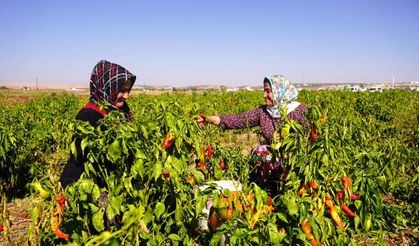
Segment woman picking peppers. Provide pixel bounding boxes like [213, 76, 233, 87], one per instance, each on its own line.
[195, 75, 308, 196]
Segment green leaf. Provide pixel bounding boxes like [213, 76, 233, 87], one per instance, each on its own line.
[92, 210, 105, 232]
[153, 161, 163, 181]
[168, 234, 182, 241]
[154, 202, 165, 219]
[276, 212, 288, 223]
[107, 139, 120, 162]
[268, 222, 284, 244]
[355, 200, 362, 210]
[286, 198, 299, 216]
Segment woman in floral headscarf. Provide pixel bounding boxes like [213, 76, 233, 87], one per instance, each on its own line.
[60, 60, 136, 188]
[196, 75, 307, 196]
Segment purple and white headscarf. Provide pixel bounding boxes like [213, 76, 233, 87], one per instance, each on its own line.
[264, 75, 300, 118]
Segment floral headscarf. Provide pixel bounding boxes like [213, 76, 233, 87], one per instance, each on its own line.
[89, 60, 136, 120]
[264, 75, 300, 118]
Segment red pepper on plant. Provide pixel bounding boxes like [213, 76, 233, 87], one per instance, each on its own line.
[308, 181, 319, 189]
[54, 226, 70, 239]
[219, 161, 226, 170]
[197, 161, 207, 170]
[310, 123, 317, 140]
[350, 194, 362, 201]
[335, 190, 344, 200]
[162, 132, 176, 149]
[341, 203, 358, 217]
[342, 176, 352, 195]
[55, 194, 66, 211]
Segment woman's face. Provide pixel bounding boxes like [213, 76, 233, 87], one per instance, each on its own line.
[264, 82, 275, 107]
[114, 81, 132, 109]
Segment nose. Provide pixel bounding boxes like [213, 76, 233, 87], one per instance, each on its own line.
[122, 92, 129, 99]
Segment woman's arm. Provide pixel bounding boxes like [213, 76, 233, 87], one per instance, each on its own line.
[215, 107, 262, 130]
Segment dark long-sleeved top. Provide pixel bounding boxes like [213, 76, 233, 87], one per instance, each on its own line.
[60, 108, 104, 188]
[218, 104, 307, 144]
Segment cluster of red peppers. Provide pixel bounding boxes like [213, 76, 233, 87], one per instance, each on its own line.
[299, 176, 363, 243]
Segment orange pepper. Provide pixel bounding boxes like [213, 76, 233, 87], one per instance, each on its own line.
[325, 197, 345, 231]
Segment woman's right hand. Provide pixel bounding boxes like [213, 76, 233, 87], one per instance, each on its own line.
[194, 114, 220, 125]
[194, 114, 208, 126]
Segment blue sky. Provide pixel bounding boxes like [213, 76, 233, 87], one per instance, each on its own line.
[1, 0, 418, 87]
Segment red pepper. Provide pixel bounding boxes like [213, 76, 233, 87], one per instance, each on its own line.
[194, 114, 207, 126]
[54, 226, 70, 239]
[202, 145, 213, 159]
[55, 194, 66, 211]
[342, 176, 352, 196]
[350, 194, 362, 201]
[219, 161, 226, 170]
[325, 197, 345, 232]
[162, 133, 175, 149]
[207, 145, 212, 159]
[197, 161, 207, 170]
[341, 203, 358, 217]
[335, 190, 344, 200]
[0, 225, 3, 232]
[308, 181, 319, 189]
[310, 123, 317, 140]
[162, 169, 170, 179]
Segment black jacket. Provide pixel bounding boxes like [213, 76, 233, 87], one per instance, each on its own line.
[60, 108, 104, 188]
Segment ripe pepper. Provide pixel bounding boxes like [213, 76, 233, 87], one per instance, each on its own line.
[54, 226, 69, 239]
[298, 186, 306, 196]
[51, 206, 69, 239]
[342, 176, 352, 196]
[162, 132, 175, 149]
[162, 169, 170, 179]
[219, 161, 226, 170]
[308, 181, 319, 189]
[0, 225, 3, 232]
[301, 219, 322, 246]
[55, 194, 66, 212]
[335, 190, 344, 200]
[202, 145, 213, 159]
[194, 114, 207, 126]
[325, 196, 345, 232]
[350, 194, 362, 201]
[197, 161, 207, 170]
[300, 218, 314, 240]
[310, 123, 317, 140]
[341, 203, 358, 217]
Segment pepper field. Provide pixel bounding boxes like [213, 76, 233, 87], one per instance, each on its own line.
[0, 89, 418, 245]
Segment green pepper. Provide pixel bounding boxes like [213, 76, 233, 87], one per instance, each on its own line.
[364, 213, 372, 232]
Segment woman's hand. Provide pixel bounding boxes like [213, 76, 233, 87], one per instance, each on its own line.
[194, 114, 220, 125]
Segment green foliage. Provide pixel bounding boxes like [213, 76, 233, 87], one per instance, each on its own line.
[0, 90, 417, 245]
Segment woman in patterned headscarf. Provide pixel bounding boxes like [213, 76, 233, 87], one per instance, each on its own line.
[195, 75, 307, 196]
[60, 60, 136, 188]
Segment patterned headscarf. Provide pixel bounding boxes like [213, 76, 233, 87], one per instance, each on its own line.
[89, 60, 136, 120]
[264, 75, 300, 118]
